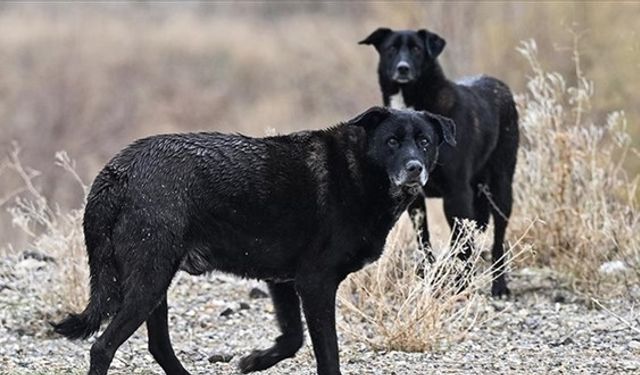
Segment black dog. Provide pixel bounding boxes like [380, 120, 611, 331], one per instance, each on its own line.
[360, 28, 519, 296]
[52, 107, 455, 375]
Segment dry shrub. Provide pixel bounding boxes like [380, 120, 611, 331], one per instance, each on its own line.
[510, 39, 640, 297]
[3, 145, 89, 313]
[338, 217, 530, 352]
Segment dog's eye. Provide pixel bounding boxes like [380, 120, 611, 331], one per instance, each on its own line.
[418, 138, 430, 148]
[387, 46, 397, 54]
[387, 138, 399, 148]
[411, 46, 422, 54]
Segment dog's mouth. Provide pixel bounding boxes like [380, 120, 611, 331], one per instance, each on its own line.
[392, 75, 413, 84]
[391, 170, 428, 190]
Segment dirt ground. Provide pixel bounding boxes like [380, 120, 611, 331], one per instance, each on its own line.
[1, 251, 639, 375]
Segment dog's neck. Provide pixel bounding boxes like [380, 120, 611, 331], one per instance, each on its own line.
[329, 126, 417, 221]
[381, 61, 456, 116]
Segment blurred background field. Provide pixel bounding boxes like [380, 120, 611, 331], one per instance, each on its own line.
[1, 2, 639, 248]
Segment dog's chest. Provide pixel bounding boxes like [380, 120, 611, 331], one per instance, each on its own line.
[389, 91, 414, 110]
[344, 239, 385, 274]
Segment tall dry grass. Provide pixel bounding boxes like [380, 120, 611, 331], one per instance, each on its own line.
[2, 145, 89, 314]
[510, 39, 639, 298]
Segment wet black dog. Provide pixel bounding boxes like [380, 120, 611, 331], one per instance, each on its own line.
[52, 107, 455, 375]
[360, 28, 519, 296]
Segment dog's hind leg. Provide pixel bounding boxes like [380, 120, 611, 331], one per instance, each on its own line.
[239, 281, 303, 373]
[487, 172, 513, 297]
[473, 194, 490, 231]
[296, 272, 342, 375]
[88, 245, 179, 375]
[443, 185, 476, 261]
[147, 295, 190, 375]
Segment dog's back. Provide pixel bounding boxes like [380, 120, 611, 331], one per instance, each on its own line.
[449, 75, 519, 174]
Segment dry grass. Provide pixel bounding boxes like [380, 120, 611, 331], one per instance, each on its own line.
[510, 39, 640, 298]
[337, 217, 519, 352]
[2, 145, 89, 314]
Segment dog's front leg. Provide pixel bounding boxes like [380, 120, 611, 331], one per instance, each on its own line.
[239, 281, 303, 373]
[296, 273, 342, 375]
[443, 186, 477, 291]
[408, 196, 435, 263]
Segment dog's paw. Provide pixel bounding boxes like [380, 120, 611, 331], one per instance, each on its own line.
[238, 350, 264, 373]
[491, 279, 511, 298]
[238, 349, 277, 373]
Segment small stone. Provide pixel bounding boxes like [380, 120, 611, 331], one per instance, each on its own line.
[629, 340, 640, 351]
[208, 353, 234, 363]
[549, 336, 573, 347]
[622, 361, 638, 371]
[249, 287, 268, 299]
[599, 260, 628, 275]
[552, 293, 566, 304]
[239, 302, 250, 310]
[15, 258, 47, 272]
[219, 307, 234, 317]
[22, 250, 56, 263]
[525, 317, 540, 330]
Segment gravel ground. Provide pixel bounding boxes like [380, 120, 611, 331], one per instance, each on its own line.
[1, 253, 640, 375]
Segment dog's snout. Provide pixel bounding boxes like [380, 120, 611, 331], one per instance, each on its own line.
[396, 61, 410, 75]
[406, 160, 423, 176]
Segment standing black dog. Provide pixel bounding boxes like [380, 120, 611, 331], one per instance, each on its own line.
[359, 28, 519, 296]
[52, 107, 455, 375]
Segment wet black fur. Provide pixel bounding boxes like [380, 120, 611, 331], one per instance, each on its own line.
[51, 107, 455, 375]
[360, 28, 519, 296]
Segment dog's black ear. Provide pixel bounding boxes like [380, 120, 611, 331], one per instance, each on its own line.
[347, 106, 391, 130]
[417, 29, 446, 58]
[422, 111, 456, 146]
[359, 28, 393, 50]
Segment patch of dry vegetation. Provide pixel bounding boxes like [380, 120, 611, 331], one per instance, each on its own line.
[510, 39, 640, 298]
[338, 218, 531, 352]
[2, 146, 89, 314]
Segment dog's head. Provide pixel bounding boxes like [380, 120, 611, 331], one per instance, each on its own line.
[359, 28, 445, 85]
[347, 107, 455, 190]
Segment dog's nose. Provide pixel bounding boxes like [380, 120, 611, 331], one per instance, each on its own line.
[396, 62, 410, 75]
[406, 160, 423, 177]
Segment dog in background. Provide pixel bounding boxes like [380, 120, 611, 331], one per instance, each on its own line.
[52, 107, 456, 375]
[360, 28, 519, 297]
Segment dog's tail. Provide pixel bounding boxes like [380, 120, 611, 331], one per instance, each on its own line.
[51, 170, 124, 340]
